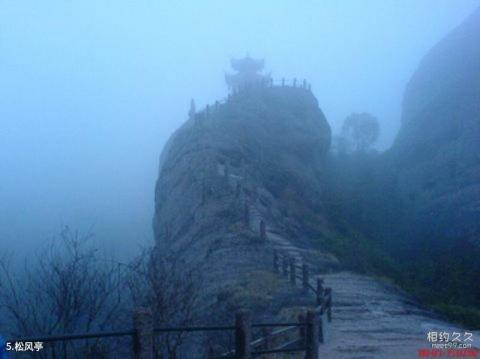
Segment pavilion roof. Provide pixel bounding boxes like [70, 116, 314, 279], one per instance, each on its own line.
[230, 56, 264, 73]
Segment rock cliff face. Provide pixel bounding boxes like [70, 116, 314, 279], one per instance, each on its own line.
[154, 86, 330, 247]
[389, 7, 480, 243]
[153, 85, 331, 315]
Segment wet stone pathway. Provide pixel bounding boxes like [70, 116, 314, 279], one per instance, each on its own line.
[316, 272, 480, 359]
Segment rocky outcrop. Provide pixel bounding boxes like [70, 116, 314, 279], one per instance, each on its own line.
[153, 85, 331, 318]
[389, 7, 480, 243]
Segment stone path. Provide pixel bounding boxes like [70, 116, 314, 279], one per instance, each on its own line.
[242, 178, 480, 358]
[316, 272, 480, 358]
[247, 200, 304, 264]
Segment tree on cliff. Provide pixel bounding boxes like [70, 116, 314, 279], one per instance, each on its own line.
[340, 112, 380, 153]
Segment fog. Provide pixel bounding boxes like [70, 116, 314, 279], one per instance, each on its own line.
[1, 1, 478, 257]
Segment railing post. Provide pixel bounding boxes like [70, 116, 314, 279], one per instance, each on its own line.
[235, 182, 241, 198]
[305, 310, 319, 359]
[201, 179, 206, 205]
[318, 310, 324, 344]
[235, 310, 251, 359]
[302, 264, 309, 292]
[298, 314, 306, 346]
[261, 328, 271, 351]
[289, 257, 296, 285]
[259, 220, 266, 241]
[282, 255, 288, 277]
[325, 288, 332, 322]
[133, 307, 154, 359]
[316, 278, 324, 307]
[206, 343, 214, 358]
[273, 251, 280, 274]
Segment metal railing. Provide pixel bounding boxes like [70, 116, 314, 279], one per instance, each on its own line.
[5, 250, 332, 358]
[194, 78, 313, 119]
[208, 250, 332, 358]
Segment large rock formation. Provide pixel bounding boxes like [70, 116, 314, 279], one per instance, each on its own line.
[388, 7, 480, 244]
[153, 85, 331, 318]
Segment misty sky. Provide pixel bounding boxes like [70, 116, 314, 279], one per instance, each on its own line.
[1, 1, 478, 256]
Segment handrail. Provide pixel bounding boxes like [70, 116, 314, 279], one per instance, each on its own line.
[6, 249, 333, 359]
[8, 329, 136, 343]
[250, 326, 296, 348]
[197, 78, 313, 117]
[273, 338, 304, 351]
[8, 325, 238, 343]
[251, 322, 302, 328]
[307, 282, 317, 293]
[252, 345, 306, 355]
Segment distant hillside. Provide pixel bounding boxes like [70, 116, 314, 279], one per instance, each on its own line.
[329, 7, 480, 328]
[390, 6, 480, 243]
